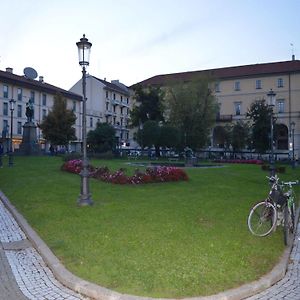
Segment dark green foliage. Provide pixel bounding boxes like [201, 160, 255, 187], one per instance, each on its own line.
[231, 121, 250, 151]
[87, 122, 116, 153]
[135, 120, 160, 148]
[247, 100, 274, 153]
[39, 94, 76, 146]
[130, 85, 165, 127]
[166, 78, 218, 150]
[158, 125, 180, 148]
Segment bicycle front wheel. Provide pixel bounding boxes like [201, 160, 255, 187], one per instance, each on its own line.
[283, 203, 295, 246]
[248, 201, 277, 237]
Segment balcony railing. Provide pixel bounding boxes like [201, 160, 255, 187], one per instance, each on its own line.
[216, 114, 233, 122]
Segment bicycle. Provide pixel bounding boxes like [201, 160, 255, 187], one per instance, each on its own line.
[247, 175, 298, 246]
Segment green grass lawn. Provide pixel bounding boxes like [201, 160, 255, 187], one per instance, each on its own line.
[0, 155, 299, 298]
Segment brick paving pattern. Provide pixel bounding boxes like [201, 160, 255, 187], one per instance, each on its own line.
[0, 199, 89, 300]
[246, 223, 300, 300]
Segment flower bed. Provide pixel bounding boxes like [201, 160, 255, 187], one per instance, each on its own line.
[213, 159, 263, 165]
[61, 160, 189, 184]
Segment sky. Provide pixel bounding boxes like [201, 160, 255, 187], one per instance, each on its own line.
[1, 0, 300, 90]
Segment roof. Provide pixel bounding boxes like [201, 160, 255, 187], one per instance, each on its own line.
[135, 60, 300, 87]
[92, 76, 130, 96]
[0, 70, 82, 101]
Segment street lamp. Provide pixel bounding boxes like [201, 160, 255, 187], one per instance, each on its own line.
[76, 34, 93, 206]
[8, 98, 16, 167]
[267, 89, 276, 176]
[291, 121, 295, 168]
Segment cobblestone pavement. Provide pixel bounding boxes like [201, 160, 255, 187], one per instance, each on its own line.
[246, 222, 300, 300]
[0, 200, 89, 300]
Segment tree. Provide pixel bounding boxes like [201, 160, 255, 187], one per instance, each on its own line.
[87, 122, 116, 153]
[247, 100, 274, 153]
[158, 124, 180, 149]
[39, 94, 76, 146]
[166, 78, 218, 150]
[130, 85, 165, 127]
[231, 121, 249, 151]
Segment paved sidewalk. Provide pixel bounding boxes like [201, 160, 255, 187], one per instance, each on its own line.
[0, 200, 89, 300]
[245, 223, 300, 300]
[1, 191, 300, 300]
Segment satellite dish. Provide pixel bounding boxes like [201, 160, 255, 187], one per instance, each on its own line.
[24, 67, 38, 80]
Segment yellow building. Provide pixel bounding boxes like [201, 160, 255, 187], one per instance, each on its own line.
[138, 59, 300, 158]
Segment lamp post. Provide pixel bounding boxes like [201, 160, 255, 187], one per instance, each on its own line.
[291, 121, 295, 169]
[8, 98, 16, 167]
[267, 89, 276, 177]
[76, 34, 93, 206]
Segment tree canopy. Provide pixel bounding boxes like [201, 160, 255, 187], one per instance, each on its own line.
[39, 94, 76, 146]
[87, 122, 116, 153]
[166, 78, 218, 150]
[247, 100, 274, 153]
[130, 85, 165, 127]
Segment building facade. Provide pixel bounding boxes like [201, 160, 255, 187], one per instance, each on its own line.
[69, 76, 133, 148]
[137, 59, 300, 158]
[0, 67, 82, 152]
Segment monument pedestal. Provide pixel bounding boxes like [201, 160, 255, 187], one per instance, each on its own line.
[19, 122, 40, 155]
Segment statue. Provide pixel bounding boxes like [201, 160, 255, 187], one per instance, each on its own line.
[25, 99, 34, 122]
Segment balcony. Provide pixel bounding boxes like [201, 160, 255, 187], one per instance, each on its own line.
[216, 114, 233, 122]
[105, 110, 113, 116]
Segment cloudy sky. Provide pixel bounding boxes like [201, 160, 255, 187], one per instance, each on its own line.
[0, 0, 299, 90]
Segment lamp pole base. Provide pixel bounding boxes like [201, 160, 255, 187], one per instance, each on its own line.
[8, 152, 13, 167]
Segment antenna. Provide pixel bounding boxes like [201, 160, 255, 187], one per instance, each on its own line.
[24, 67, 38, 80]
[290, 43, 295, 60]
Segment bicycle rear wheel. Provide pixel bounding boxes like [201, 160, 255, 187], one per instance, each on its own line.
[248, 201, 277, 237]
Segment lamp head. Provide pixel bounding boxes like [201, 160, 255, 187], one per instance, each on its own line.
[76, 34, 92, 67]
[267, 89, 276, 107]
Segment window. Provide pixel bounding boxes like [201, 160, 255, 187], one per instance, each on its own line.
[121, 95, 123, 101]
[215, 82, 220, 92]
[17, 122, 22, 134]
[106, 102, 109, 110]
[30, 91, 35, 103]
[113, 116, 116, 125]
[234, 102, 241, 115]
[127, 98, 129, 104]
[277, 78, 284, 88]
[106, 91, 109, 98]
[120, 107, 123, 115]
[3, 102, 8, 116]
[113, 105, 116, 113]
[42, 94, 47, 106]
[255, 80, 262, 89]
[3, 120, 8, 135]
[17, 105, 22, 118]
[42, 109, 47, 119]
[113, 93, 116, 100]
[17, 88, 22, 101]
[277, 99, 285, 113]
[3, 85, 8, 98]
[120, 118, 123, 126]
[72, 101, 76, 112]
[234, 81, 240, 91]
[90, 117, 93, 128]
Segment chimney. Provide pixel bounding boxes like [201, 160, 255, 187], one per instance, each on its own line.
[39, 76, 44, 82]
[6, 67, 13, 73]
[292, 54, 295, 61]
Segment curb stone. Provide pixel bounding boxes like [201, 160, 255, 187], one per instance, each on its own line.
[0, 190, 296, 300]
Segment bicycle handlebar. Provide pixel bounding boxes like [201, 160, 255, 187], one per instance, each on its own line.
[282, 180, 299, 186]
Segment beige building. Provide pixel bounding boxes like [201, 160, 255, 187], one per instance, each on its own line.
[138, 59, 300, 158]
[69, 76, 133, 148]
[0, 67, 82, 152]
